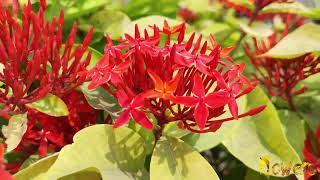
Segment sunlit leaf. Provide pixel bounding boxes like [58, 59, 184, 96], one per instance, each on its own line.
[262, 1, 320, 19]
[277, 110, 306, 160]
[150, 136, 220, 180]
[47, 125, 148, 180]
[2, 113, 28, 152]
[80, 82, 121, 119]
[261, 23, 320, 58]
[79, 9, 131, 40]
[239, 21, 273, 38]
[222, 87, 301, 177]
[14, 153, 58, 180]
[26, 93, 69, 117]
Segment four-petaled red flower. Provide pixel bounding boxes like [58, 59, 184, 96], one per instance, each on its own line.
[114, 90, 153, 129]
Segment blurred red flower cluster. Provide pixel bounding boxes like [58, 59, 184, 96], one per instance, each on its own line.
[245, 15, 320, 110]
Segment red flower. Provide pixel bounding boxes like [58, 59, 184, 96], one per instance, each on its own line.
[244, 15, 317, 110]
[87, 21, 265, 133]
[0, 0, 93, 113]
[114, 90, 153, 129]
[303, 127, 320, 180]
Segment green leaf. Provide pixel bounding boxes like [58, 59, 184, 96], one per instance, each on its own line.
[2, 113, 28, 152]
[261, 23, 320, 58]
[14, 153, 58, 180]
[57, 0, 111, 20]
[79, 9, 131, 40]
[278, 110, 306, 160]
[239, 21, 273, 38]
[182, 95, 247, 152]
[150, 136, 220, 180]
[80, 82, 121, 119]
[222, 87, 301, 177]
[262, 1, 320, 19]
[26, 93, 69, 117]
[47, 124, 147, 180]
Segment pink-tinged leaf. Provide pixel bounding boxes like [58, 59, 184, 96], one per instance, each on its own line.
[113, 109, 131, 128]
[192, 73, 205, 98]
[148, 70, 164, 92]
[194, 102, 209, 130]
[131, 109, 153, 129]
[205, 91, 230, 108]
[228, 97, 238, 119]
[116, 89, 131, 108]
[173, 96, 198, 107]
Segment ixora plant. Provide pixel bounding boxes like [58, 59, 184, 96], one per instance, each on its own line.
[0, 0, 320, 180]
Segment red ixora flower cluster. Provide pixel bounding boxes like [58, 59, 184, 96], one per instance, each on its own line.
[86, 21, 265, 134]
[0, 0, 93, 114]
[244, 15, 319, 110]
[303, 127, 320, 180]
[6, 90, 100, 173]
[220, 0, 293, 20]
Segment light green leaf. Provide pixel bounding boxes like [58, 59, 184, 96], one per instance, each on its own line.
[179, 0, 216, 13]
[278, 110, 306, 160]
[182, 95, 247, 152]
[222, 87, 301, 177]
[262, 1, 320, 19]
[79, 9, 131, 40]
[239, 21, 273, 38]
[261, 23, 320, 58]
[47, 125, 147, 180]
[14, 153, 59, 180]
[80, 82, 121, 119]
[150, 136, 220, 180]
[2, 113, 27, 152]
[60, 0, 111, 20]
[26, 93, 69, 117]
